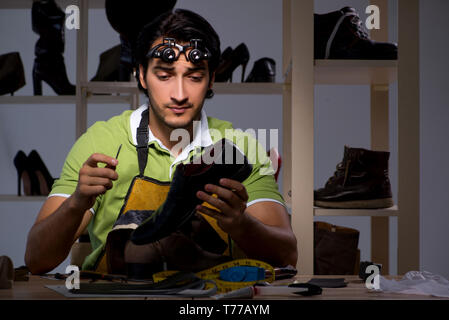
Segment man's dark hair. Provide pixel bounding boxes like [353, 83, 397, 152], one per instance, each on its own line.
[135, 9, 221, 99]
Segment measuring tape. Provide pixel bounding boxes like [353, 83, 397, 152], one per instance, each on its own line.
[153, 259, 275, 293]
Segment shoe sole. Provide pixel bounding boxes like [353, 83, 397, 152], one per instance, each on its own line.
[314, 198, 394, 209]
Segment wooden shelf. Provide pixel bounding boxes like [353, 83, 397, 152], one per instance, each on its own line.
[0, 0, 105, 9]
[0, 95, 133, 104]
[0, 195, 47, 202]
[314, 205, 398, 217]
[84, 81, 285, 95]
[214, 82, 284, 95]
[314, 59, 397, 85]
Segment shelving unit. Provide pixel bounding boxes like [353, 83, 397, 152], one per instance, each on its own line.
[283, 0, 420, 275]
[1, 0, 420, 276]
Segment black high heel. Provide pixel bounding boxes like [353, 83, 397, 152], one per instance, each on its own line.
[28, 150, 55, 196]
[215, 43, 250, 82]
[13, 151, 39, 196]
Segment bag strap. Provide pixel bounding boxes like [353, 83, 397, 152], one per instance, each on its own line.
[136, 107, 149, 177]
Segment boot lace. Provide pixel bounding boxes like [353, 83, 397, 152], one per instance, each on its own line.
[325, 160, 351, 187]
[348, 14, 369, 40]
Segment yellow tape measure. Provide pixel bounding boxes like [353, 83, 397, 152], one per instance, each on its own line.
[153, 259, 275, 293]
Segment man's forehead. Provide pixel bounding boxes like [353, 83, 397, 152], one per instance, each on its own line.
[150, 54, 209, 71]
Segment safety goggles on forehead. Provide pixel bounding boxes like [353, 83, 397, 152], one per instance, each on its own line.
[146, 37, 211, 64]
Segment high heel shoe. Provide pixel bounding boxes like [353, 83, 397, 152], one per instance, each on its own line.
[32, 0, 75, 95]
[13, 151, 39, 196]
[28, 150, 55, 196]
[245, 57, 276, 82]
[0, 52, 26, 96]
[215, 43, 250, 83]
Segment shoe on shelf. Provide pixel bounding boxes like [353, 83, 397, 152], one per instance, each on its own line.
[0, 52, 26, 96]
[314, 146, 394, 209]
[32, 0, 75, 95]
[245, 57, 276, 82]
[27, 150, 55, 196]
[314, 6, 397, 60]
[130, 138, 253, 245]
[13, 151, 39, 196]
[215, 43, 250, 83]
[91, 44, 121, 82]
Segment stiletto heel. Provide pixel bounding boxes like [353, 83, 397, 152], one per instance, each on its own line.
[241, 61, 248, 83]
[32, 67, 42, 95]
[245, 57, 276, 82]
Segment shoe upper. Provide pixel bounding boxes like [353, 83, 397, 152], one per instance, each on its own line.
[131, 138, 253, 245]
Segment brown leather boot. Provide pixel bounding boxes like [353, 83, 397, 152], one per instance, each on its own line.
[314, 146, 394, 209]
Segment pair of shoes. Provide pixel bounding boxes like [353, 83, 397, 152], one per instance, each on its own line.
[0, 52, 26, 95]
[245, 57, 276, 82]
[13, 150, 54, 196]
[32, 0, 75, 95]
[314, 146, 394, 209]
[314, 7, 397, 59]
[215, 43, 250, 82]
[130, 138, 253, 245]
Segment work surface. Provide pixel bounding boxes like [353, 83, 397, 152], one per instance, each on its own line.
[1, 275, 447, 300]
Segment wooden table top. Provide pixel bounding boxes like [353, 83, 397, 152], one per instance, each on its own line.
[0, 275, 447, 300]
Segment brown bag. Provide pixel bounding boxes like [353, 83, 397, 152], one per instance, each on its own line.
[314, 221, 360, 275]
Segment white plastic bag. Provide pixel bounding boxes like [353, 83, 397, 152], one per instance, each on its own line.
[374, 271, 449, 298]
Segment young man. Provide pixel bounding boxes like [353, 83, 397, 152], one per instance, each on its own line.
[25, 9, 297, 275]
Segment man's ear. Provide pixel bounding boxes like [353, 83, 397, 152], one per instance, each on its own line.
[138, 64, 147, 89]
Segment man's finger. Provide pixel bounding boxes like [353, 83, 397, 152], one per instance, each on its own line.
[219, 178, 249, 201]
[85, 153, 118, 168]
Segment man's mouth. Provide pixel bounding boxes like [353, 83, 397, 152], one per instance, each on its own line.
[167, 106, 191, 114]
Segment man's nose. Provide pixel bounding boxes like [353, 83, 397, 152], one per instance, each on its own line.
[171, 77, 188, 105]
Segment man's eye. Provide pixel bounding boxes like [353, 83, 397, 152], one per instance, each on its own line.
[156, 74, 170, 80]
[189, 75, 204, 82]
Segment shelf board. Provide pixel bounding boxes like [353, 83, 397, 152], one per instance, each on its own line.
[314, 59, 397, 85]
[314, 205, 398, 217]
[0, 195, 47, 202]
[0, 0, 105, 9]
[214, 82, 284, 95]
[84, 81, 285, 95]
[0, 95, 133, 104]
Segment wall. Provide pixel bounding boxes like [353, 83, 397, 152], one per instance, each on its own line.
[0, 0, 447, 277]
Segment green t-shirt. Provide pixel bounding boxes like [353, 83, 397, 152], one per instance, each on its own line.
[50, 106, 285, 270]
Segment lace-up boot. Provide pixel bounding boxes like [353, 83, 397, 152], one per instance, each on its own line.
[314, 146, 393, 209]
[314, 7, 397, 59]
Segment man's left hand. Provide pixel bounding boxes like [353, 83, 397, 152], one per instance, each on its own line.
[196, 178, 249, 232]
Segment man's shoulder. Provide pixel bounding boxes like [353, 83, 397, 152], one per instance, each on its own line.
[88, 109, 133, 134]
[206, 115, 233, 131]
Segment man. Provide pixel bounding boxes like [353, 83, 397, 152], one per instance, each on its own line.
[25, 9, 297, 275]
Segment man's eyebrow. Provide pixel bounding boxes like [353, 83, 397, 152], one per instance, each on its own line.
[152, 65, 175, 72]
[186, 66, 207, 72]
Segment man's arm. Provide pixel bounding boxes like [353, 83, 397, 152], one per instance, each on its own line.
[25, 153, 119, 274]
[25, 196, 92, 275]
[196, 178, 298, 267]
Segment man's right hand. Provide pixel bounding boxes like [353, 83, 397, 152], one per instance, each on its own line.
[72, 153, 119, 212]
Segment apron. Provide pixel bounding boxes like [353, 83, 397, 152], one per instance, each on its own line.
[93, 108, 242, 278]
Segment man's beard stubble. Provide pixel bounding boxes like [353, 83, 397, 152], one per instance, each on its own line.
[147, 94, 204, 131]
